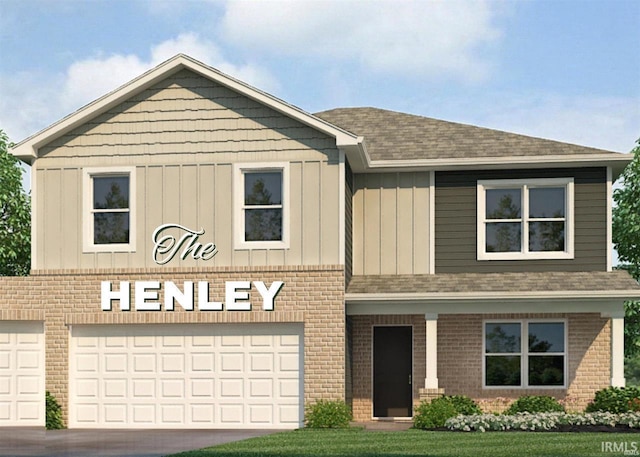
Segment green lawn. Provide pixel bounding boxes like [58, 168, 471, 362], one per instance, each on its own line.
[169, 428, 640, 457]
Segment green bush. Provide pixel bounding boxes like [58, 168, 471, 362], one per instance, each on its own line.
[414, 395, 481, 429]
[46, 391, 64, 429]
[447, 395, 483, 415]
[304, 400, 352, 428]
[505, 395, 564, 414]
[586, 386, 640, 413]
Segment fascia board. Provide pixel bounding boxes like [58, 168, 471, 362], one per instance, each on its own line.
[10, 54, 361, 163]
[346, 289, 640, 302]
[353, 154, 632, 177]
[346, 300, 624, 316]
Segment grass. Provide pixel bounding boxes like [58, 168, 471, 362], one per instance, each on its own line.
[169, 428, 640, 457]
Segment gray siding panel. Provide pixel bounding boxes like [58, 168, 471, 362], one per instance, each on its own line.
[435, 168, 607, 273]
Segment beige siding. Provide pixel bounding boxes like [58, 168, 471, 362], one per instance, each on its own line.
[352, 172, 431, 275]
[435, 168, 607, 273]
[34, 70, 342, 270]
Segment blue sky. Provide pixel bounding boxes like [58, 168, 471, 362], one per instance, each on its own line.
[1, 0, 639, 158]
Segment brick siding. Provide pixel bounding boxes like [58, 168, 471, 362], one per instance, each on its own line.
[350, 312, 610, 421]
[0, 265, 345, 425]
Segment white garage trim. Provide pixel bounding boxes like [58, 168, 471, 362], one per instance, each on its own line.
[0, 321, 45, 427]
[69, 323, 303, 429]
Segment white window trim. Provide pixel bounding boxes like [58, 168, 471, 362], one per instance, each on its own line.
[82, 167, 136, 253]
[233, 162, 290, 250]
[477, 177, 574, 260]
[482, 318, 568, 390]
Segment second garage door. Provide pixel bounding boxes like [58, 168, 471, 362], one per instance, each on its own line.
[69, 323, 303, 429]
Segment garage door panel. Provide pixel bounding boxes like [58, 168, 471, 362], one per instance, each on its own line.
[132, 379, 155, 397]
[250, 378, 273, 398]
[191, 404, 215, 423]
[0, 322, 45, 427]
[104, 379, 126, 398]
[221, 352, 244, 371]
[132, 404, 155, 423]
[104, 404, 126, 423]
[191, 379, 214, 398]
[279, 379, 300, 398]
[76, 354, 99, 372]
[133, 353, 156, 372]
[0, 377, 9, 395]
[220, 404, 243, 424]
[161, 379, 184, 398]
[17, 375, 39, 395]
[250, 353, 274, 372]
[16, 350, 39, 369]
[70, 323, 303, 429]
[75, 404, 99, 423]
[161, 353, 184, 372]
[191, 353, 214, 372]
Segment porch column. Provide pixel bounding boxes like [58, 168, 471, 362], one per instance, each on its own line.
[425, 313, 439, 389]
[610, 312, 626, 387]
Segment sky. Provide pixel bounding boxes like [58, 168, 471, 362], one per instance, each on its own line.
[0, 0, 639, 182]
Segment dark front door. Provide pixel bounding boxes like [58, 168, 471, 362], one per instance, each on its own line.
[373, 326, 413, 417]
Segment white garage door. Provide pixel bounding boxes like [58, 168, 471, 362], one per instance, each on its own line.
[69, 323, 303, 429]
[0, 321, 45, 426]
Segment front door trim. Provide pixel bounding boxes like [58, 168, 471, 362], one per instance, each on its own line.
[371, 324, 413, 420]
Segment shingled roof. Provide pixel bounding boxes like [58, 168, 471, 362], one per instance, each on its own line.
[346, 270, 640, 296]
[315, 107, 624, 162]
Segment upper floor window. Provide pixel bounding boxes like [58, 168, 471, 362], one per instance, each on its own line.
[477, 178, 574, 260]
[234, 163, 289, 250]
[83, 167, 136, 252]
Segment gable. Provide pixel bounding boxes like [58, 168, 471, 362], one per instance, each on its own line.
[39, 69, 338, 159]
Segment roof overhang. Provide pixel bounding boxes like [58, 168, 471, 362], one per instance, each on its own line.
[347, 152, 632, 178]
[345, 290, 639, 316]
[10, 54, 363, 164]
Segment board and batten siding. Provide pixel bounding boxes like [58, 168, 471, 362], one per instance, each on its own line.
[435, 168, 607, 273]
[34, 69, 342, 270]
[352, 172, 431, 275]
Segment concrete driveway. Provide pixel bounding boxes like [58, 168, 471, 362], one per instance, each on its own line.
[0, 427, 279, 457]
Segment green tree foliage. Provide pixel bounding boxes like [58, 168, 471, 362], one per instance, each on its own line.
[613, 139, 640, 358]
[0, 130, 30, 276]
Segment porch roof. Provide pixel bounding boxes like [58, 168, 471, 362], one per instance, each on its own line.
[346, 270, 640, 297]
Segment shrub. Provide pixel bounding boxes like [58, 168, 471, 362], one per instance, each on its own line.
[447, 395, 483, 415]
[304, 400, 352, 428]
[46, 391, 64, 430]
[413, 395, 481, 429]
[586, 386, 640, 413]
[505, 395, 564, 414]
[446, 411, 640, 432]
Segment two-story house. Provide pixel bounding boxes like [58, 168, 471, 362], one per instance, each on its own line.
[2, 54, 639, 428]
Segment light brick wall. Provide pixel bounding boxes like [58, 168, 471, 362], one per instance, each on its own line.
[438, 313, 610, 413]
[350, 312, 611, 420]
[0, 265, 345, 425]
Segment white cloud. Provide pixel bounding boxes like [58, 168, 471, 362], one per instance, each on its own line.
[0, 33, 277, 143]
[220, 0, 504, 83]
[470, 94, 640, 153]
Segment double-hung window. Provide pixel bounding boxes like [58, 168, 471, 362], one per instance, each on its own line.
[477, 178, 574, 260]
[484, 320, 566, 388]
[234, 163, 289, 249]
[83, 167, 136, 252]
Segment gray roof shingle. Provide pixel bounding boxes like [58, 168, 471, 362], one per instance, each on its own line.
[346, 271, 640, 295]
[315, 107, 625, 162]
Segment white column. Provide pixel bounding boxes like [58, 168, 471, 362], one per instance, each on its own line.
[425, 313, 439, 389]
[610, 312, 626, 387]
